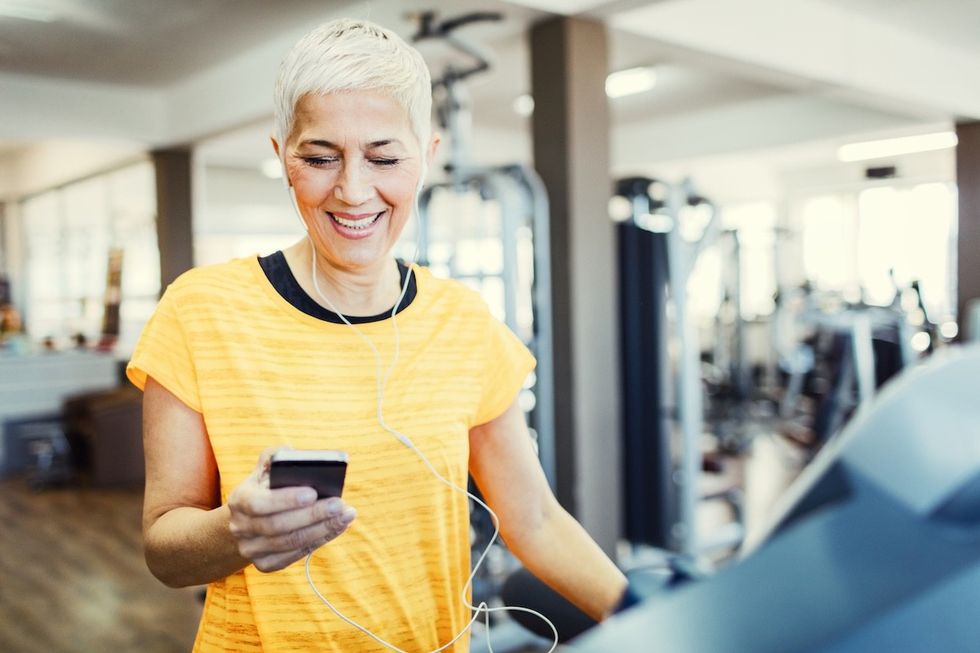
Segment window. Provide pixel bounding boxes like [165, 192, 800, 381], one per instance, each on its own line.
[688, 201, 777, 321]
[857, 183, 956, 319]
[795, 182, 957, 319]
[20, 161, 160, 353]
[800, 193, 858, 294]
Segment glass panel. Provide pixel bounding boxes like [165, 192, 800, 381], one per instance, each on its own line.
[108, 162, 160, 301]
[22, 192, 63, 338]
[904, 182, 956, 320]
[801, 194, 857, 292]
[62, 176, 110, 338]
[19, 161, 160, 351]
[794, 182, 955, 322]
[856, 182, 956, 318]
[723, 201, 777, 319]
[856, 186, 903, 306]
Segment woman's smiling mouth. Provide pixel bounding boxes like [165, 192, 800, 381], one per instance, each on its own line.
[327, 211, 385, 230]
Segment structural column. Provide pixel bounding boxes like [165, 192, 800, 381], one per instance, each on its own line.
[530, 17, 620, 554]
[956, 122, 980, 336]
[152, 148, 195, 292]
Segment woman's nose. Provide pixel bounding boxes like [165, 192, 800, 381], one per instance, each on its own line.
[334, 162, 372, 205]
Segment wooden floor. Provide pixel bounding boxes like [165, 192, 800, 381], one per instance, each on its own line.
[0, 477, 202, 653]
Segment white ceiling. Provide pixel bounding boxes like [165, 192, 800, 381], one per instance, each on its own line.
[816, 0, 980, 54]
[0, 0, 783, 117]
[0, 0, 543, 85]
[0, 0, 976, 199]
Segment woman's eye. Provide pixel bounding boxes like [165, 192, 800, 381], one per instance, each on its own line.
[371, 158, 401, 167]
[302, 157, 338, 167]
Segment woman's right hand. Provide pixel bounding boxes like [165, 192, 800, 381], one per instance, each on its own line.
[227, 448, 357, 573]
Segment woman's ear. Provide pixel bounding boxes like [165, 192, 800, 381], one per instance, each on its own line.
[426, 132, 441, 166]
[270, 136, 290, 188]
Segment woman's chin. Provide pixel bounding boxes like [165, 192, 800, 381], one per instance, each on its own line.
[313, 243, 392, 272]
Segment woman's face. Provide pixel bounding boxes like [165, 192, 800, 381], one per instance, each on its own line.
[278, 91, 431, 273]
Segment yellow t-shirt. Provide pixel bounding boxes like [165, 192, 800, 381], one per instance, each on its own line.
[127, 256, 535, 652]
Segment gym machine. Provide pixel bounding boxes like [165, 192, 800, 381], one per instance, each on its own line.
[500, 177, 745, 646]
[703, 228, 755, 455]
[776, 279, 921, 449]
[614, 176, 742, 559]
[412, 12, 556, 488]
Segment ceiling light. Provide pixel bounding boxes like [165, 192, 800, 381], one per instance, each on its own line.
[837, 131, 958, 162]
[512, 94, 534, 117]
[606, 66, 657, 99]
[0, 2, 58, 22]
[260, 158, 283, 179]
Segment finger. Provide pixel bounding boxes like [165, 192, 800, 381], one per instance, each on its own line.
[251, 549, 309, 573]
[230, 495, 350, 540]
[253, 486, 320, 517]
[238, 509, 356, 557]
[255, 446, 291, 484]
[246, 497, 350, 536]
[231, 487, 319, 526]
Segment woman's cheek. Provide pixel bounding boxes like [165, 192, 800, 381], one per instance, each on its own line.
[292, 171, 335, 204]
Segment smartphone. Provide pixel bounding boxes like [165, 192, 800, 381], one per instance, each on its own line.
[269, 449, 348, 499]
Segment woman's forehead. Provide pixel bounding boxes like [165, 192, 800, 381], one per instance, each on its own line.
[294, 136, 410, 151]
[293, 91, 408, 123]
[290, 91, 415, 145]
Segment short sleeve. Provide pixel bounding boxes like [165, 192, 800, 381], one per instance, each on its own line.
[473, 316, 536, 426]
[126, 283, 203, 413]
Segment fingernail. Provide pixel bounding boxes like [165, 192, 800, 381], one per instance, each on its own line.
[324, 498, 342, 516]
[341, 508, 357, 523]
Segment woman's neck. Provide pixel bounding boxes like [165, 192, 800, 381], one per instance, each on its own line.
[283, 240, 402, 317]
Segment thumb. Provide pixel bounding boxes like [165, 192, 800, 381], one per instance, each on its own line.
[254, 446, 291, 484]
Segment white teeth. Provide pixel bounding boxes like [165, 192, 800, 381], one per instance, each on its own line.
[331, 212, 382, 229]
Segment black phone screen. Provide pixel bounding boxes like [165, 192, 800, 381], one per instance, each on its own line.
[269, 460, 347, 498]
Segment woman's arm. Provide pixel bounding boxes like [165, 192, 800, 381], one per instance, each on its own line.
[468, 399, 628, 621]
[142, 377, 356, 587]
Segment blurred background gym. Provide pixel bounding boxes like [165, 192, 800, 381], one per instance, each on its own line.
[1, 1, 978, 651]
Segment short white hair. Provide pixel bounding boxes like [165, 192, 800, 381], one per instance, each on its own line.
[274, 18, 432, 155]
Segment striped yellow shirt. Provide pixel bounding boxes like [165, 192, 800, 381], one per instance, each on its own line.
[127, 256, 534, 652]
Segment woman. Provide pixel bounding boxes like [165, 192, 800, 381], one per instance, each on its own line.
[129, 18, 627, 652]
